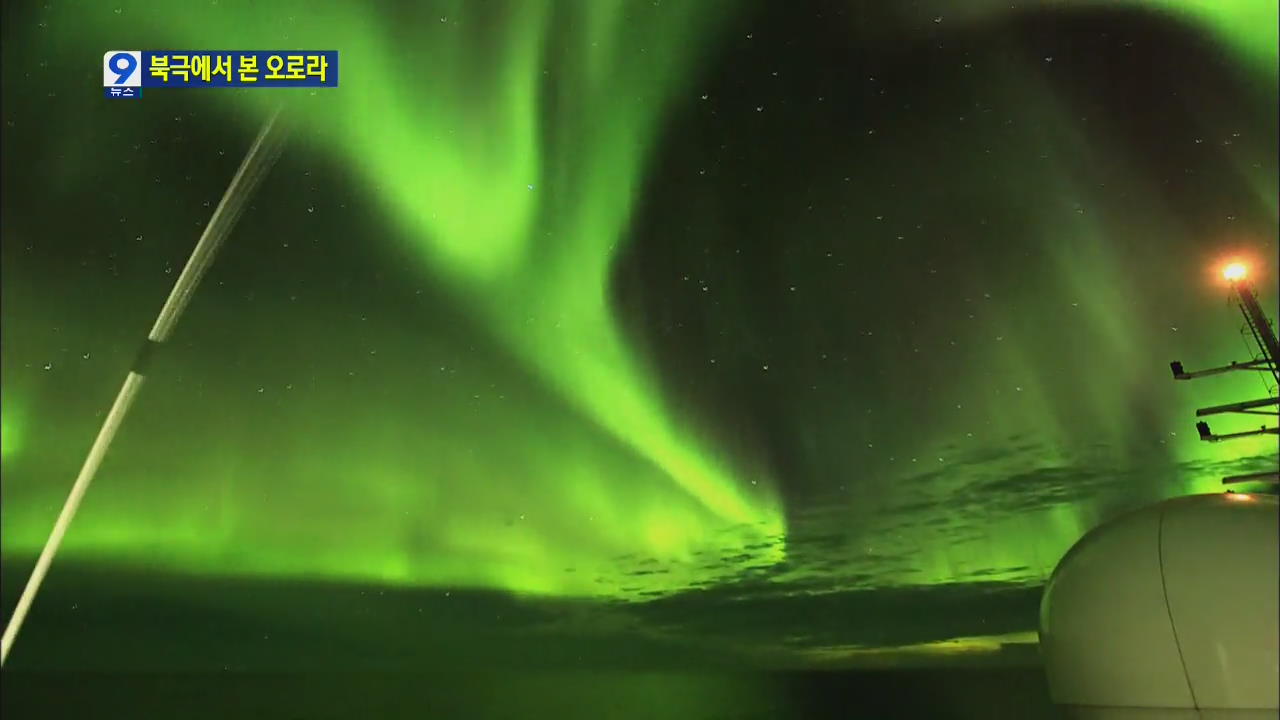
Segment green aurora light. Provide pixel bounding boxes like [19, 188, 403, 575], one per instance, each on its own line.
[3, 0, 787, 601]
[0, 0, 1275, 617]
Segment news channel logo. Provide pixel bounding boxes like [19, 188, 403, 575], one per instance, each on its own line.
[103, 50, 339, 99]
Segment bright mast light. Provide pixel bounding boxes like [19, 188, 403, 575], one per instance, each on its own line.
[1223, 262, 1247, 282]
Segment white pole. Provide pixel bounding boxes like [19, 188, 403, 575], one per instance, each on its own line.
[1, 106, 287, 666]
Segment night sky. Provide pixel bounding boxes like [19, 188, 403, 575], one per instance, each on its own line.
[1, 0, 1277, 709]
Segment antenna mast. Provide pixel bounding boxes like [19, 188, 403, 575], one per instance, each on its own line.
[1170, 261, 1279, 485]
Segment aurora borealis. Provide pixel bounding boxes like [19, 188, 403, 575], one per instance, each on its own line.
[1, 0, 1277, 699]
[7, 0, 790, 603]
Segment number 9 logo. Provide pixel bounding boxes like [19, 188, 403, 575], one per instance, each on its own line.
[103, 51, 141, 87]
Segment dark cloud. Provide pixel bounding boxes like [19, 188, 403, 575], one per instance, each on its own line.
[630, 580, 1042, 653]
[3, 556, 1042, 673]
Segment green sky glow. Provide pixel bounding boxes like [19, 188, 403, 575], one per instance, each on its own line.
[922, 0, 1277, 73]
[0, 0, 1275, 667]
[1, 0, 787, 601]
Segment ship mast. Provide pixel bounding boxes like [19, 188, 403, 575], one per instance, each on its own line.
[1170, 261, 1279, 485]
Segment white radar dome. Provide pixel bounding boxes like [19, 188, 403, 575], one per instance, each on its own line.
[1039, 492, 1278, 720]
